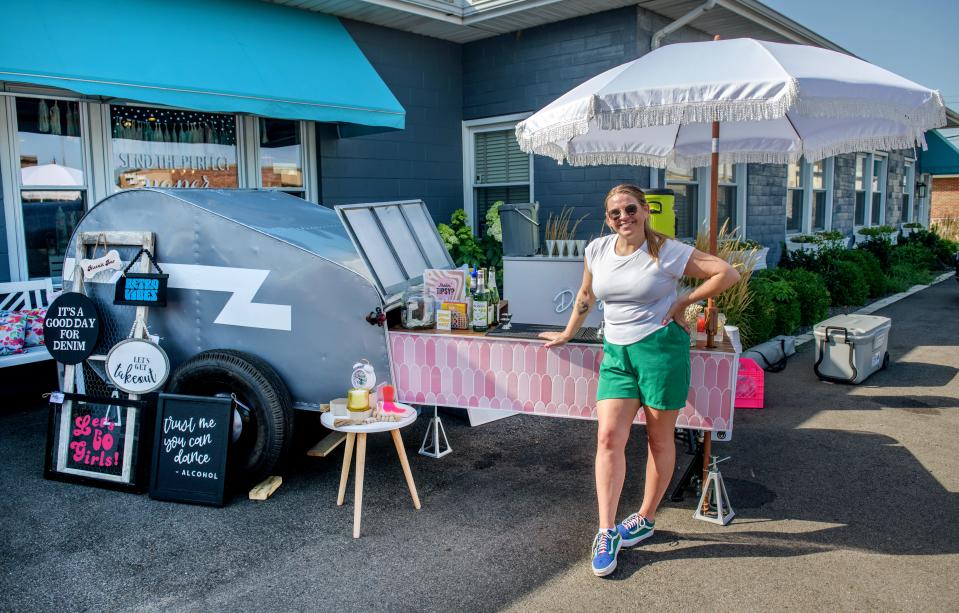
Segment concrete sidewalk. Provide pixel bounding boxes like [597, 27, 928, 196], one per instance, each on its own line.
[2, 281, 957, 612]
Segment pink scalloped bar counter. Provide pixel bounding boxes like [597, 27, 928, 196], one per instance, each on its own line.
[388, 329, 738, 437]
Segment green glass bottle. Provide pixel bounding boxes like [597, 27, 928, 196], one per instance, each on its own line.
[471, 271, 489, 333]
[487, 268, 500, 325]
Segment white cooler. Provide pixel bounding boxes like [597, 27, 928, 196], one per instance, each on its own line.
[813, 314, 891, 384]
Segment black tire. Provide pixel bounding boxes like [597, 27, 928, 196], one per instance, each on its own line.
[166, 350, 294, 489]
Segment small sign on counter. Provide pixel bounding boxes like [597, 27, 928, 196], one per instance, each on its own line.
[149, 393, 232, 506]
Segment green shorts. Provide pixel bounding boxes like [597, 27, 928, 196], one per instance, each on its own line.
[596, 322, 691, 410]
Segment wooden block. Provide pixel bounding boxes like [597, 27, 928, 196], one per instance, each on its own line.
[248, 475, 282, 501]
[307, 431, 347, 457]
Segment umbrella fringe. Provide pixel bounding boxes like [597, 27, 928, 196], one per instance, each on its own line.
[594, 80, 798, 131]
[794, 92, 946, 130]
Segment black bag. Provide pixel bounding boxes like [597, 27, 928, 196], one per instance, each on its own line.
[742, 335, 796, 372]
[113, 248, 168, 307]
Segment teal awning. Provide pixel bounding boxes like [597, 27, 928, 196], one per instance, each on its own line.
[919, 130, 959, 175]
[0, 0, 404, 132]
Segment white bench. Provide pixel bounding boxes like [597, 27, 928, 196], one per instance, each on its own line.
[0, 279, 57, 368]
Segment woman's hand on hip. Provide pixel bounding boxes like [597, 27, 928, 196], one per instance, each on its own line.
[539, 331, 571, 347]
[662, 301, 690, 332]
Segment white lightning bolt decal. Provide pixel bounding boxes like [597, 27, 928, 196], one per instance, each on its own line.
[64, 260, 291, 331]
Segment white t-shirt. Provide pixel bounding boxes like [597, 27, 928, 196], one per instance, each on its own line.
[585, 234, 694, 346]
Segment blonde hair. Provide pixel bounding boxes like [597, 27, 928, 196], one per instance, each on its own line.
[604, 184, 668, 260]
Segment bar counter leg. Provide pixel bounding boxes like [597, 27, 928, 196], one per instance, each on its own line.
[337, 433, 355, 506]
[391, 429, 421, 510]
[701, 435, 712, 514]
[353, 433, 367, 538]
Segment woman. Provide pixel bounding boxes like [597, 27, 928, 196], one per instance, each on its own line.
[540, 184, 740, 577]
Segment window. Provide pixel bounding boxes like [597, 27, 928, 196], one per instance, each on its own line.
[786, 161, 804, 233]
[854, 154, 867, 226]
[666, 167, 699, 239]
[903, 160, 915, 222]
[14, 97, 87, 280]
[716, 163, 737, 232]
[258, 118, 304, 199]
[871, 155, 887, 225]
[811, 160, 828, 231]
[464, 115, 532, 235]
[111, 106, 238, 189]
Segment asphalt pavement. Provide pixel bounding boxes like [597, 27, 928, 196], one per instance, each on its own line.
[2, 280, 957, 612]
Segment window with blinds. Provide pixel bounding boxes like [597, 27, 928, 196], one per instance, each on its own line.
[473, 129, 530, 234]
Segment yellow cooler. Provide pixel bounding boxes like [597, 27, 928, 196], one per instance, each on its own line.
[645, 189, 676, 237]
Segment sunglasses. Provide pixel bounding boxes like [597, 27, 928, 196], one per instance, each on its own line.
[606, 201, 646, 220]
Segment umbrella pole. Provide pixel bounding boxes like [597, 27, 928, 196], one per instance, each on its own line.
[706, 120, 719, 348]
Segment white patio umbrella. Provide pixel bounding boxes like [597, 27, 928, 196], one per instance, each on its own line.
[516, 37, 946, 346]
[20, 162, 84, 186]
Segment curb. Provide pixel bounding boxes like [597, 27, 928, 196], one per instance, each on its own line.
[793, 271, 955, 348]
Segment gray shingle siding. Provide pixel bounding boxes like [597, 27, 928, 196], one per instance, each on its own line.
[832, 153, 858, 236]
[463, 7, 711, 240]
[745, 164, 787, 266]
[319, 19, 464, 226]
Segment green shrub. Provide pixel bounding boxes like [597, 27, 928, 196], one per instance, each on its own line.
[740, 281, 776, 349]
[778, 247, 820, 272]
[839, 248, 887, 298]
[821, 259, 868, 306]
[900, 228, 957, 268]
[855, 236, 894, 272]
[891, 242, 936, 272]
[750, 275, 801, 337]
[766, 268, 831, 326]
[886, 263, 934, 292]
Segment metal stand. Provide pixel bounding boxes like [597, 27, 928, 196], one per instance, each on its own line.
[693, 456, 735, 525]
[670, 430, 703, 502]
[419, 405, 451, 458]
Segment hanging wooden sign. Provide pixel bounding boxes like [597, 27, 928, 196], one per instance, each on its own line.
[79, 249, 123, 280]
[114, 248, 168, 307]
[106, 338, 170, 394]
[42, 292, 100, 365]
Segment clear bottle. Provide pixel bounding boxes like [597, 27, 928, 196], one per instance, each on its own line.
[487, 268, 500, 325]
[471, 272, 489, 333]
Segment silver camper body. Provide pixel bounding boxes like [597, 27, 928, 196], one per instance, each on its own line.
[813, 314, 891, 384]
[64, 189, 453, 411]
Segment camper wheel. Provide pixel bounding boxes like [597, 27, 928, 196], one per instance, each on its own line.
[166, 349, 294, 488]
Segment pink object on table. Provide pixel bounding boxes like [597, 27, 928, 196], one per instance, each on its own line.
[379, 384, 404, 414]
[734, 358, 764, 409]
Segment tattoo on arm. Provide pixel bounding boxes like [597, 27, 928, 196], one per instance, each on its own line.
[575, 300, 589, 315]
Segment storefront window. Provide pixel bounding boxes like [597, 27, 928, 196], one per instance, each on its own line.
[786, 162, 804, 232]
[811, 160, 827, 231]
[716, 163, 737, 232]
[15, 98, 87, 280]
[111, 106, 238, 189]
[666, 167, 698, 239]
[259, 118, 303, 197]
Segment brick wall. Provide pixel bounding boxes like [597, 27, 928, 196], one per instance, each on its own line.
[319, 20, 464, 225]
[931, 177, 959, 220]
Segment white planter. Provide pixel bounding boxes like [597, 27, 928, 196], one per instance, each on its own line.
[564, 239, 576, 257]
[785, 239, 819, 253]
[730, 247, 770, 271]
[545, 239, 557, 257]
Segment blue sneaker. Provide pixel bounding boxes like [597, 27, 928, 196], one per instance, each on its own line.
[616, 513, 655, 547]
[590, 528, 622, 577]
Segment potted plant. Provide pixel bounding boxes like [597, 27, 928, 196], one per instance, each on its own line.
[723, 237, 769, 271]
[814, 230, 847, 250]
[855, 224, 897, 244]
[901, 221, 923, 237]
[785, 233, 821, 253]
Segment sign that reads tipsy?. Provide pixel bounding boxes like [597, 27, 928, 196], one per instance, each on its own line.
[43, 292, 100, 365]
[106, 338, 170, 394]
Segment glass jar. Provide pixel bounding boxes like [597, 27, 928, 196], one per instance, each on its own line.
[401, 284, 435, 329]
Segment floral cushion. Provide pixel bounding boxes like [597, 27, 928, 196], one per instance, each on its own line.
[19, 308, 46, 347]
[0, 313, 26, 356]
